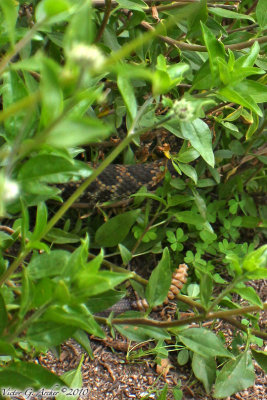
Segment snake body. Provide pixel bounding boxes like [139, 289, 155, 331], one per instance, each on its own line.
[60, 159, 177, 206]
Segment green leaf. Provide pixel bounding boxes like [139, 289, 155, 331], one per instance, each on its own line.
[86, 290, 126, 314]
[117, 74, 137, 121]
[1, 361, 64, 390]
[115, 323, 171, 342]
[242, 245, 267, 272]
[56, 355, 84, 400]
[251, 349, 267, 374]
[175, 211, 205, 227]
[177, 349, 189, 366]
[0, 0, 18, 45]
[178, 328, 232, 358]
[256, 0, 267, 29]
[18, 155, 81, 183]
[45, 228, 80, 244]
[233, 286, 263, 308]
[0, 340, 17, 357]
[116, 0, 148, 11]
[95, 210, 140, 247]
[43, 305, 105, 337]
[234, 42, 260, 68]
[19, 268, 31, 318]
[236, 80, 267, 104]
[209, 8, 255, 22]
[119, 244, 132, 264]
[27, 321, 76, 347]
[200, 22, 225, 80]
[200, 273, 213, 309]
[73, 329, 93, 360]
[40, 58, 63, 127]
[218, 86, 263, 117]
[146, 248, 171, 308]
[73, 270, 133, 297]
[64, 0, 94, 48]
[214, 352, 255, 398]
[180, 119, 214, 167]
[0, 293, 8, 335]
[192, 353, 216, 393]
[178, 162, 198, 184]
[157, 384, 168, 400]
[31, 202, 48, 241]
[46, 118, 112, 148]
[43, 0, 71, 17]
[27, 250, 70, 279]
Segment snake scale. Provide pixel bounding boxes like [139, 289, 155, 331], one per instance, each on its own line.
[60, 159, 177, 206]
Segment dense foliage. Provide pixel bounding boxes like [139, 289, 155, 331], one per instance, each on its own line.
[0, 0, 266, 398]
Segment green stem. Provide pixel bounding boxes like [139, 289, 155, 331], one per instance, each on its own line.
[207, 277, 241, 313]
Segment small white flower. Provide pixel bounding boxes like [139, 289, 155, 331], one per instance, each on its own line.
[69, 44, 106, 70]
[172, 98, 194, 121]
[2, 178, 20, 202]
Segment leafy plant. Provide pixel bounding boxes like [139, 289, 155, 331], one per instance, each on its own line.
[0, 0, 266, 399]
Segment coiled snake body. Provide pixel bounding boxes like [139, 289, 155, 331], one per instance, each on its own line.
[60, 159, 177, 206]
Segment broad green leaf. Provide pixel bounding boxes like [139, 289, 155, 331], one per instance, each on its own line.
[45, 228, 80, 244]
[18, 155, 81, 183]
[119, 244, 132, 264]
[177, 349, 189, 366]
[73, 330, 93, 359]
[256, 0, 267, 29]
[178, 162, 198, 184]
[146, 248, 171, 308]
[0, 371, 36, 390]
[115, 323, 171, 342]
[214, 352, 255, 398]
[64, 0, 94, 49]
[43, 305, 105, 337]
[192, 353, 216, 393]
[32, 277, 55, 307]
[95, 210, 140, 247]
[200, 273, 213, 309]
[209, 8, 255, 22]
[200, 22, 225, 80]
[31, 202, 48, 241]
[219, 86, 263, 117]
[0, 340, 17, 357]
[175, 211, 205, 227]
[0, 294, 8, 335]
[242, 245, 267, 272]
[46, 118, 112, 148]
[180, 119, 214, 167]
[234, 42, 260, 68]
[27, 250, 70, 279]
[56, 355, 84, 400]
[237, 80, 267, 104]
[2, 71, 29, 139]
[2, 361, 64, 390]
[73, 270, 133, 297]
[0, 0, 18, 45]
[233, 286, 262, 308]
[116, 0, 148, 11]
[178, 328, 232, 358]
[177, 148, 200, 163]
[251, 349, 267, 373]
[86, 290, 126, 314]
[117, 74, 137, 121]
[157, 384, 168, 400]
[40, 58, 63, 127]
[27, 321, 75, 347]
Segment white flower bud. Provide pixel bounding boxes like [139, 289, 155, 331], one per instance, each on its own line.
[2, 178, 20, 202]
[69, 44, 106, 70]
[172, 99, 194, 121]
